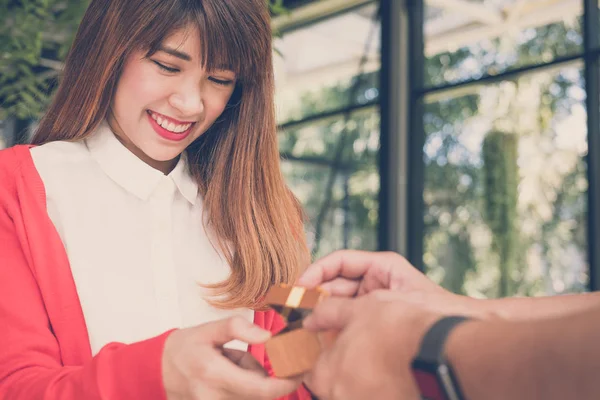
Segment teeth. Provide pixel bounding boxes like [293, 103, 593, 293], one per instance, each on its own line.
[150, 112, 192, 133]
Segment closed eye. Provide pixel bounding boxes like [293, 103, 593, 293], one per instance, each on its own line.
[151, 60, 179, 73]
[209, 77, 234, 86]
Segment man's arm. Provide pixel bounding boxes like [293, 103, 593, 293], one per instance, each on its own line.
[472, 292, 600, 320]
[299, 249, 600, 321]
[446, 306, 600, 400]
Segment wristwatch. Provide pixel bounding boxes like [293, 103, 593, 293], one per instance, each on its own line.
[411, 315, 470, 400]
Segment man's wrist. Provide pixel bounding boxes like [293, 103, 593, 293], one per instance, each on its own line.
[459, 296, 504, 320]
[411, 315, 475, 400]
[387, 303, 441, 360]
[385, 305, 442, 397]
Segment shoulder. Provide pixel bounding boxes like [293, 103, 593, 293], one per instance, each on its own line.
[29, 140, 98, 183]
[0, 145, 33, 188]
[30, 140, 89, 168]
[0, 145, 38, 216]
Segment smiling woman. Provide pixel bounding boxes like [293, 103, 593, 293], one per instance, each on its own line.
[107, 27, 238, 173]
[0, 0, 311, 399]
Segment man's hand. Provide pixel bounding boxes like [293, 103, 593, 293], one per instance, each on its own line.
[298, 250, 487, 318]
[302, 291, 441, 400]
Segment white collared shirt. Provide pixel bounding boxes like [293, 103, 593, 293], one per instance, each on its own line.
[30, 122, 253, 355]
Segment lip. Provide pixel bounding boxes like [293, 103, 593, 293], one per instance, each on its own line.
[146, 110, 194, 142]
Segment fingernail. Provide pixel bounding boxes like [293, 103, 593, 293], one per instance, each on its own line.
[254, 327, 271, 339]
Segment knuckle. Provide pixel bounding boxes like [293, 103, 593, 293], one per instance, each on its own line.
[332, 249, 349, 259]
[382, 251, 401, 262]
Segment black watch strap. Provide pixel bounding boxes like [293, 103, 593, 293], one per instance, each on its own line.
[412, 315, 471, 400]
[417, 315, 470, 363]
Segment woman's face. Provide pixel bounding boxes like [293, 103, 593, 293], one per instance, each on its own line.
[108, 26, 237, 173]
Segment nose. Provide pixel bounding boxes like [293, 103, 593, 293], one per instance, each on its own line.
[168, 82, 204, 118]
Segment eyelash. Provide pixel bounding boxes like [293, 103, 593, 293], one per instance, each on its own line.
[208, 77, 234, 86]
[152, 60, 234, 86]
[152, 60, 179, 73]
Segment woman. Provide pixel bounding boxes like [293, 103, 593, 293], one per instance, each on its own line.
[0, 0, 311, 399]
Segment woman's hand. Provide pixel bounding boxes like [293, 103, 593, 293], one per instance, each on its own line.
[162, 316, 302, 400]
[298, 250, 492, 319]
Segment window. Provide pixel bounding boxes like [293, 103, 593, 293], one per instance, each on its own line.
[424, 0, 583, 87]
[423, 66, 588, 297]
[401, 0, 600, 296]
[274, 1, 381, 257]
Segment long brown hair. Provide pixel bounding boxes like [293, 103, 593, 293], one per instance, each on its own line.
[32, 0, 309, 309]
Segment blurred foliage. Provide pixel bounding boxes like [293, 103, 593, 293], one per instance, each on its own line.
[482, 131, 519, 297]
[279, 72, 380, 257]
[0, 0, 288, 120]
[424, 17, 584, 87]
[423, 16, 588, 297]
[1, 0, 55, 119]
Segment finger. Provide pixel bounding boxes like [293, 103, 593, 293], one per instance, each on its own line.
[319, 277, 360, 297]
[303, 297, 356, 331]
[199, 316, 271, 346]
[357, 265, 400, 295]
[303, 345, 333, 398]
[298, 250, 385, 288]
[206, 354, 301, 399]
[222, 348, 268, 376]
[389, 261, 411, 291]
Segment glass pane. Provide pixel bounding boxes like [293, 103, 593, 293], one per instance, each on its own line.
[273, 3, 381, 123]
[424, 0, 583, 87]
[280, 109, 380, 257]
[422, 65, 588, 297]
[279, 106, 378, 162]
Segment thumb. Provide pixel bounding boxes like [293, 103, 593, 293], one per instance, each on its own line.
[303, 298, 355, 331]
[199, 316, 271, 346]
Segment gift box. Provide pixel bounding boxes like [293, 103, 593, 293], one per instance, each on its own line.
[264, 284, 336, 378]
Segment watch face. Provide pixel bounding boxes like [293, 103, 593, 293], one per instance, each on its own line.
[411, 369, 448, 400]
[412, 359, 451, 400]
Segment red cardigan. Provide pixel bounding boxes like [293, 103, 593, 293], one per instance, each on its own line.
[0, 145, 310, 399]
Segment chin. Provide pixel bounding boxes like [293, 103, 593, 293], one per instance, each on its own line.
[142, 145, 185, 163]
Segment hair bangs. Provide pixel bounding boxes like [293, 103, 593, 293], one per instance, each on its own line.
[133, 1, 192, 60]
[190, 1, 271, 84]
[125, 1, 269, 85]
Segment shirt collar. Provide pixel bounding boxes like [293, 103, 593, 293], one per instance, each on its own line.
[170, 152, 199, 205]
[85, 121, 198, 205]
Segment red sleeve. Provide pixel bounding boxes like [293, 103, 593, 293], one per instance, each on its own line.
[251, 310, 313, 400]
[0, 183, 170, 399]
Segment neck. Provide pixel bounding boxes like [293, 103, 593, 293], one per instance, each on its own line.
[106, 114, 178, 175]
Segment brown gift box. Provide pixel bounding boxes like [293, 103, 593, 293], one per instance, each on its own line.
[264, 284, 337, 378]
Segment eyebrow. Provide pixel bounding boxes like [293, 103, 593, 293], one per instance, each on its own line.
[157, 46, 191, 61]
